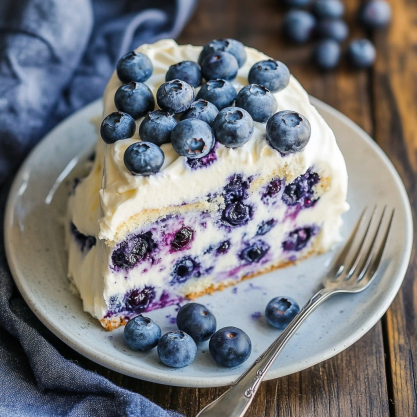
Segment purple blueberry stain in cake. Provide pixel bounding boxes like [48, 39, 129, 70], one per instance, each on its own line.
[187, 142, 218, 170]
[169, 317, 177, 324]
[282, 169, 320, 208]
[171, 257, 199, 284]
[111, 231, 156, 271]
[256, 219, 275, 236]
[70, 223, 96, 253]
[216, 240, 231, 255]
[126, 286, 156, 313]
[261, 178, 283, 203]
[224, 174, 251, 203]
[282, 226, 316, 252]
[240, 240, 270, 264]
[171, 227, 194, 251]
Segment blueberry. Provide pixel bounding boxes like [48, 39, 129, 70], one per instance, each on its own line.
[198, 38, 246, 68]
[177, 303, 217, 343]
[165, 61, 202, 88]
[124, 141, 164, 176]
[156, 79, 195, 114]
[124, 315, 161, 351]
[224, 175, 249, 203]
[266, 111, 311, 154]
[70, 223, 96, 252]
[347, 39, 376, 68]
[313, 39, 341, 70]
[316, 19, 349, 42]
[265, 297, 300, 330]
[256, 220, 275, 236]
[223, 202, 251, 226]
[157, 331, 197, 368]
[126, 286, 156, 313]
[282, 170, 320, 207]
[248, 60, 290, 93]
[181, 99, 219, 126]
[172, 258, 196, 284]
[139, 111, 177, 146]
[186, 144, 218, 170]
[216, 241, 231, 254]
[240, 240, 269, 263]
[116, 51, 153, 83]
[235, 84, 277, 123]
[359, 0, 391, 29]
[283, 10, 316, 44]
[312, 0, 345, 19]
[201, 51, 239, 82]
[196, 79, 237, 110]
[115, 82, 155, 119]
[100, 112, 136, 144]
[213, 107, 254, 148]
[171, 227, 193, 251]
[112, 232, 155, 270]
[209, 326, 251, 367]
[282, 227, 314, 251]
[262, 179, 282, 202]
[171, 119, 215, 159]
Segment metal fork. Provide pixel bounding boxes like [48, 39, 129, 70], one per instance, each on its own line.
[197, 206, 394, 417]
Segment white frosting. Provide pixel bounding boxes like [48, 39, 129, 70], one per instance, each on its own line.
[67, 39, 349, 321]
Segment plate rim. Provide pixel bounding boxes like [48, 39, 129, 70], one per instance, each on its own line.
[4, 97, 413, 388]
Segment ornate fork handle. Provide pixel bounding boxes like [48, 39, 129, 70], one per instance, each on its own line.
[197, 288, 335, 417]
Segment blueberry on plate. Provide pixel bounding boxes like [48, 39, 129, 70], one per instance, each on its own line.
[165, 61, 202, 88]
[116, 51, 153, 83]
[235, 84, 277, 123]
[139, 110, 177, 146]
[209, 326, 251, 367]
[265, 296, 300, 330]
[313, 39, 341, 70]
[100, 112, 136, 144]
[213, 107, 254, 148]
[248, 60, 290, 93]
[177, 303, 217, 343]
[115, 82, 155, 120]
[198, 38, 246, 68]
[124, 314, 161, 351]
[347, 39, 376, 68]
[316, 19, 349, 43]
[171, 119, 215, 159]
[283, 10, 316, 44]
[266, 110, 311, 154]
[359, 0, 391, 29]
[201, 51, 239, 82]
[124, 141, 164, 175]
[312, 0, 345, 19]
[181, 99, 219, 126]
[196, 79, 237, 110]
[157, 330, 197, 368]
[156, 79, 195, 114]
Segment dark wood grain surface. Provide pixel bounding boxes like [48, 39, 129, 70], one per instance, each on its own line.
[60, 0, 416, 415]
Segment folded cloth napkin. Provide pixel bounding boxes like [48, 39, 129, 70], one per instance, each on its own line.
[0, 0, 196, 415]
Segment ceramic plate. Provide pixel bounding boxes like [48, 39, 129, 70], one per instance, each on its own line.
[4, 98, 413, 388]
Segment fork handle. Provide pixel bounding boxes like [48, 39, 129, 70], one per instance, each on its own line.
[196, 288, 334, 417]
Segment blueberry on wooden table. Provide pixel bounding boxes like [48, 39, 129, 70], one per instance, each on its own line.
[314, 39, 341, 70]
[283, 10, 316, 44]
[316, 19, 349, 43]
[312, 0, 345, 19]
[359, 0, 392, 29]
[347, 39, 377, 68]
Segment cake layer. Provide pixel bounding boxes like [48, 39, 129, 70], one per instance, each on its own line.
[66, 39, 349, 329]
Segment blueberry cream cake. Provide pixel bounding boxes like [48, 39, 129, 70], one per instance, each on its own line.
[67, 39, 348, 330]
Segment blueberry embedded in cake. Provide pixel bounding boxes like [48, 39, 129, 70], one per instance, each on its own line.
[66, 39, 348, 330]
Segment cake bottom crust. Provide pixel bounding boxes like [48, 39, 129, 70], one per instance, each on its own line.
[99, 248, 320, 331]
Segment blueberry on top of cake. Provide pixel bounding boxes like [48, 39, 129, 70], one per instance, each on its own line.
[66, 39, 348, 330]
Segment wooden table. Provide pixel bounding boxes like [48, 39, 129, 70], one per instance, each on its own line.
[61, 0, 417, 415]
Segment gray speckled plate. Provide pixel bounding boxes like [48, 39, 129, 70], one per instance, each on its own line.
[4, 98, 413, 388]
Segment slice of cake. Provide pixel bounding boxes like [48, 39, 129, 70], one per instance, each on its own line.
[67, 39, 348, 330]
